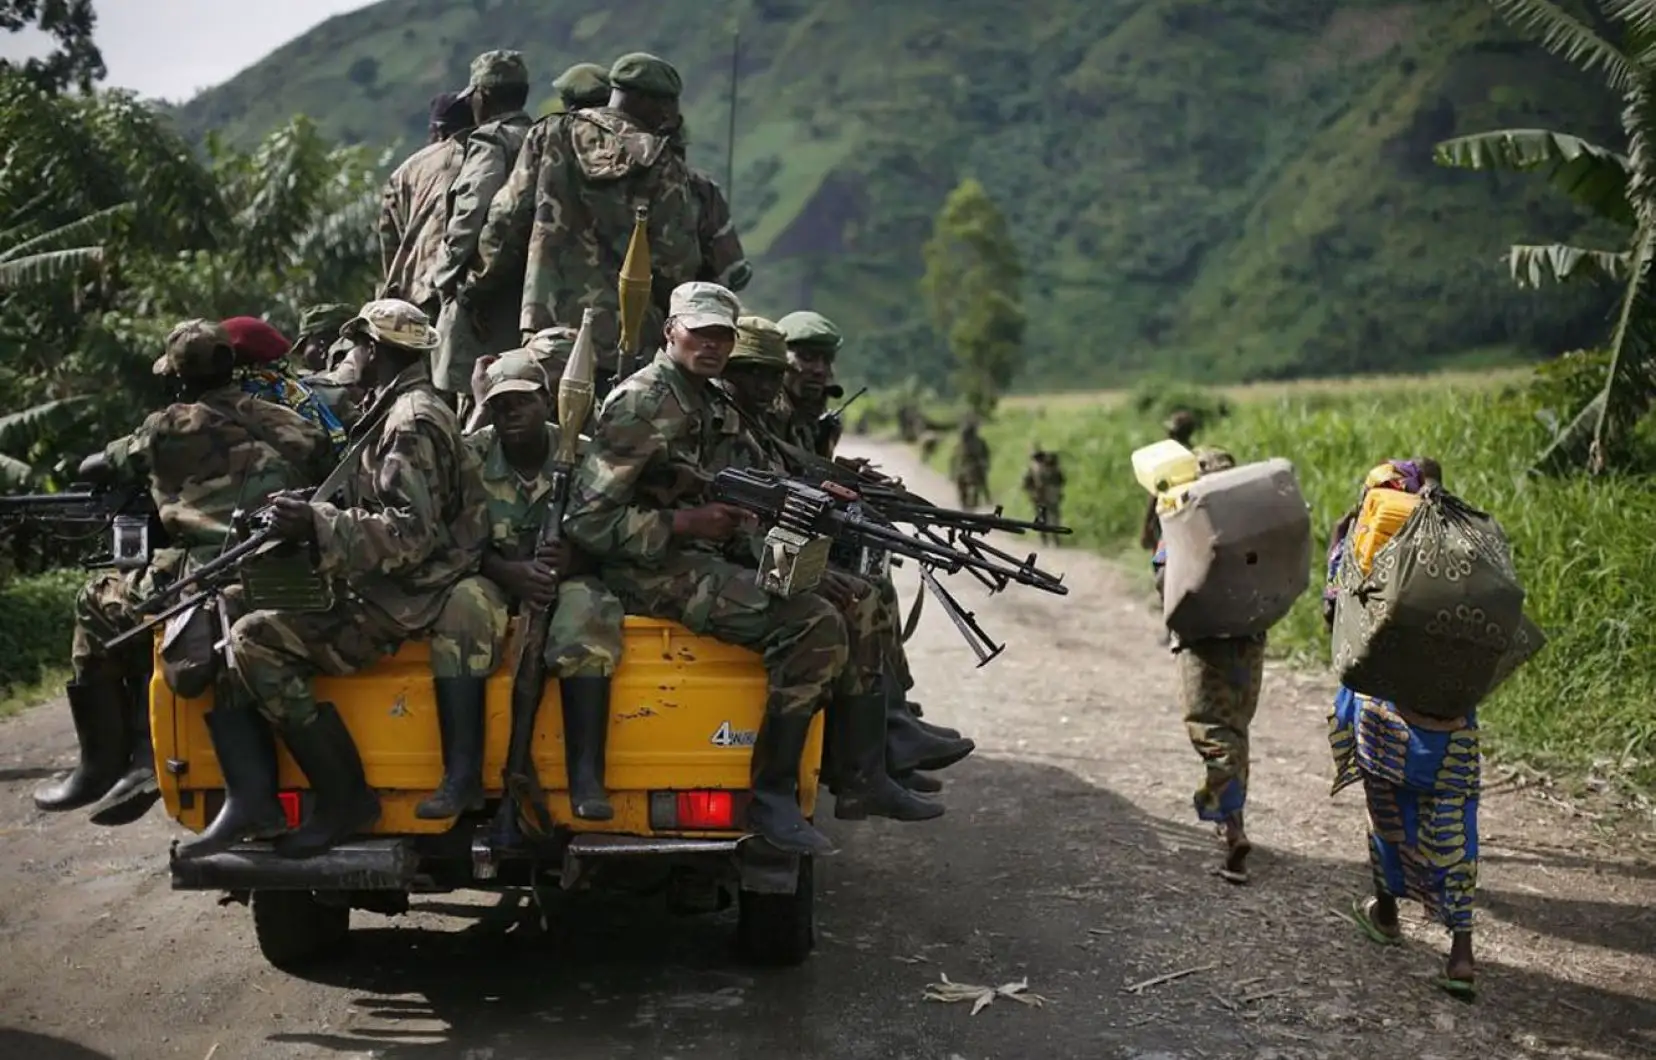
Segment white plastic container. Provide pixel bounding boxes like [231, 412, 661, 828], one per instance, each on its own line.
[1132, 439, 1200, 495]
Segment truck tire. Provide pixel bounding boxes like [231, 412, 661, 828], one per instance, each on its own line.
[736, 855, 815, 966]
[251, 890, 350, 971]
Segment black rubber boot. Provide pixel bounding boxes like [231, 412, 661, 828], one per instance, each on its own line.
[34, 677, 127, 812]
[275, 702, 381, 860]
[745, 711, 836, 856]
[833, 693, 944, 822]
[561, 676, 614, 821]
[895, 770, 943, 794]
[416, 677, 487, 820]
[89, 685, 159, 826]
[886, 707, 975, 775]
[881, 677, 961, 741]
[177, 706, 288, 859]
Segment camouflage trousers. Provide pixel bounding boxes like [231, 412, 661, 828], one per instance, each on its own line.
[871, 575, 914, 691]
[602, 552, 848, 718]
[1177, 635, 1266, 823]
[428, 574, 625, 680]
[832, 577, 889, 697]
[229, 601, 407, 726]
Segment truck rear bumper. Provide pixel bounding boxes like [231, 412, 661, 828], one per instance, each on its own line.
[170, 838, 419, 892]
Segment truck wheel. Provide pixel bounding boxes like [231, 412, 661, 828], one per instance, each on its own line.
[736, 855, 815, 966]
[251, 890, 350, 971]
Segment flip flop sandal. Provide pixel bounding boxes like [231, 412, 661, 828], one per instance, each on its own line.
[1214, 865, 1251, 885]
[1348, 897, 1403, 947]
[1432, 976, 1478, 1003]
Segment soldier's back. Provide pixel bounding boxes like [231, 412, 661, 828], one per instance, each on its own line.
[385, 138, 467, 310]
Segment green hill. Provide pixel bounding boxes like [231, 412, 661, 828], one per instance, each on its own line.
[176, 0, 1623, 391]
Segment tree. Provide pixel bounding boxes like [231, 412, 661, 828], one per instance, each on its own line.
[0, 0, 105, 94]
[1434, 1, 1656, 473]
[920, 178, 1026, 416]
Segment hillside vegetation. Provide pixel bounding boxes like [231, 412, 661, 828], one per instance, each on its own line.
[178, 0, 1622, 391]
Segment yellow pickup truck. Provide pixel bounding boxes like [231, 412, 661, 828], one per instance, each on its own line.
[153, 617, 825, 970]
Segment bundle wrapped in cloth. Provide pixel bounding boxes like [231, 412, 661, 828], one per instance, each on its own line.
[1331, 485, 1543, 717]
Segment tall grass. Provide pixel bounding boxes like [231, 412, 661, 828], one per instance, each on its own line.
[956, 380, 1656, 787]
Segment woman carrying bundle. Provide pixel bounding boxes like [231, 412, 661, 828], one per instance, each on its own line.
[1324, 457, 1479, 1002]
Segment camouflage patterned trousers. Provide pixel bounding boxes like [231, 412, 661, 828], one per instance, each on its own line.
[832, 575, 893, 697]
[229, 601, 407, 726]
[1177, 635, 1267, 823]
[871, 575, 915, 692]
[601, 552, 848, 718]
[428, 574, 625, 679]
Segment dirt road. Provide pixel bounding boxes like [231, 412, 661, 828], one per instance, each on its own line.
[2, 438, 1653, 1059]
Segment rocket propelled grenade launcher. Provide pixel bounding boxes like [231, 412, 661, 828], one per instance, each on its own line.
[613, 204, 652, 388]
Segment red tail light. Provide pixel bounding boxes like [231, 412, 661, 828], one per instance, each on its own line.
[277, 791, 302, 829]
[678, 790, 736, 830]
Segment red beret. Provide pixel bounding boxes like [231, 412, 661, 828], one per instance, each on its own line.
[220, 316, 292, 365]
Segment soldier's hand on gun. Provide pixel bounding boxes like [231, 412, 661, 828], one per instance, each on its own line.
[816, 570, 865, 611]
[268, 494, 317, 544]
[512, 559, 561, 607]
[535, 539, 572, 575]
[671, 503, 753, 542]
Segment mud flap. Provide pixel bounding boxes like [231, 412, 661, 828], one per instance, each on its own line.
[737, 836, 801, 895]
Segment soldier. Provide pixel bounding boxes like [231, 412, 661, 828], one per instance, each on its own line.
[287, 304, 357, 374]
[380, 96, 470, 317]
[37, 321, 333, 831]
[428, 90, 476, 145]
[477, 52, 701, 382]
[230, 299, 489, 859]
[1021, 448, 1066, 547]
[665, 120, 750, 292]
[550, 61, 611, 113]
[772, 310, 842, 457]
[426, 351, 626, 819]
[220, 315, 348, 455]
[434, 51, 535, 407]
[462, 325, 578, 433]
[951, 418, 991, 509]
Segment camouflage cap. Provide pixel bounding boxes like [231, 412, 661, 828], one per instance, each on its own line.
[154, 319, 235, 377]
[729, 315, 788, 367]
[608, 52, 682, 99]
[343, 298, 439, 352]
[777, 310, 843, 352]
[297, 303, 356, 339]
[525, 325, 579, 373]
[1194, 446, 1236, 475]
[459, 50, 529, 98]
[554, 61, 612, 109]
[669, 281, 740, 331]
[481, 350, 551, 404]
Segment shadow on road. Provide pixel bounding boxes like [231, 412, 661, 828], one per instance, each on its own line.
[256, 756, 1655, 1060]
[1481, 888, 1656, 960]
[0, 1029, 117, 1060]
[0, 765, 61, 783]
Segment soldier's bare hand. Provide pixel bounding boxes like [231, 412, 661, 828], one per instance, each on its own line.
[671, 503, 753, 541]
[816, 570, 863, 611]
[535, 539, 572, 573]
[268, 495, 317, 543]
[513, 560, 560, 607]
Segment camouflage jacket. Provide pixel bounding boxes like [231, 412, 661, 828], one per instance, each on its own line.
[688, 168, 749, 291]
[472, 115, 555, 311]
[518, 109, 702, 371]
[238, 367, 348, 455]
[379, 137, 466, 314]
[707, 385, 792, 566]
[769, 390, 835, 458]
[564, 351, 738, 566]
[951, 433, 990, 479]
[107, 384, 333, 554]
[1021, 460, 1065, 506]
[464, 421, 590, 562]
[310, 360, 489, 633]
[433, 111, 533, 297]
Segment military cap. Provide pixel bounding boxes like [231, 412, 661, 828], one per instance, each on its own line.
[608, 52, 682, 99]
[525, 326, 579, 374]
[668, 281, 740, 331]
[288, 302, 357, 359]
[554, 62, 612, 109]
[221, 316, 292, 365]
[480, 350, 551, 404]
[342, 298, 439, 352]
[729, 315, 788, 367]
[777, 310, 842, 352]
[154, 319, 235, 377]
[459, 50, 529, 99]
[1193, 446, 1236, 475]
[429, 91, 470, 134]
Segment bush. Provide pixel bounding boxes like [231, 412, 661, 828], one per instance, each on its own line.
[0, 569, 81, 694]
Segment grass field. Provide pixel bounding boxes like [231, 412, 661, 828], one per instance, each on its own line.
[916, 367, 1656, 790]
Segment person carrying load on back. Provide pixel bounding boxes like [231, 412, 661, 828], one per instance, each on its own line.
[1152, 446, 1264, 885]
[229, 299, 489, 859]
[1324, 457, 1484, 1001]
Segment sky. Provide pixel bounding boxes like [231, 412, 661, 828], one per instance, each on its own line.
[0, 0, 375, 101]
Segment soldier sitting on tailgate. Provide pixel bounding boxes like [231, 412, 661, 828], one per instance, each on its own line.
[771, 311, 841, 457]
[38, 321, 333, 833]
[230, 299, 489, 859]
[420, 351, 626, 821]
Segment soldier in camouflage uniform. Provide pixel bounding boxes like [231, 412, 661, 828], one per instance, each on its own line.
[434, 51, 535, 403]
[474, 53, 702, 382]
[1152, 446, 1265, 884]
[427, 352, 626, 819]
[1021, 449, 1066, 547]
[950, 418, 991, 509]
[380, 99, 470, 317]
[428, 91, 475, 144]
[551, 61, 611, 113]
[220, 315, 349, 456]
[231, 300, 489, 858]
[771, 311, 841, 457]
[664, 121, 750, 293]
[39, 321, 333, 835]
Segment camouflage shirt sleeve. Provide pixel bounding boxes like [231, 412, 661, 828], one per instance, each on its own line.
[690, 170, 749, 290]
[472, 123, 545, 299]
[434, 123, 515, 297]
[378, 172, 403, 288]
[649, 155, 704, 295]
[310, 417, 459, 580]
[237, 396, 335, 485]
[101, 427, 150, 483]
[562, 385, 678, 565]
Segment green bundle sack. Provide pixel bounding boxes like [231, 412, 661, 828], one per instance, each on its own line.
[1331, 486, 1527, 718]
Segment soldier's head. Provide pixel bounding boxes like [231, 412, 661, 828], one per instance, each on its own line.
[290, 303, 357, 373]
[553, 62, 611, 113]
[341, 299, 439, 380]
[480, 351, 552, 444]
[525, 325, 579, 379]
[428, 91, 474, 143]
[1164, 408, 1199, 446]
[219, 316, 292, 368]
[664, 282, 740, 378]
[723, 315, 789, 410]
[606, 52, 682, 134]
[154, 319, 237, 393]
[460, 50, 530, 124]
[776, 310, 840, 405]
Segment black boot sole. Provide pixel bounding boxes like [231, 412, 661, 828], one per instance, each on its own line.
[91, 787, 161, 827]
[889, 739, 975, 776]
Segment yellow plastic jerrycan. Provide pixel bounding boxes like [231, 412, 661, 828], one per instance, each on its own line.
[1132, 439, 1200, 495]
[1350, 487, 1421, 575]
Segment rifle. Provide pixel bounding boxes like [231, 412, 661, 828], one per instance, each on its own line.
[613, 204, 651, 388]
[499, 307, 601, 838]
[814, 385, 865, 455]
[0, 483, 164, 570]
[709, 467, 1069, 665]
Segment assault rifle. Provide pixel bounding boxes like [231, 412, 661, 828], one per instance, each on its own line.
[0, 483, 164, 570]
[815, 385, 865, 454]
[709, 467, 1069, 666]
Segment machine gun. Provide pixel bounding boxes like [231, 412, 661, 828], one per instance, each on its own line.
[709, 467, 1069, 666]
[0, 483, 164, 570]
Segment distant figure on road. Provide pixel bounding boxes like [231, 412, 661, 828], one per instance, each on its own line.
[950, 418, 991, 509]
[1020, 448, 1065, 546]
